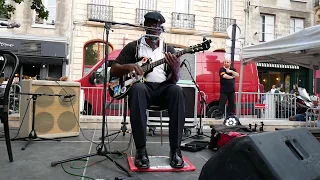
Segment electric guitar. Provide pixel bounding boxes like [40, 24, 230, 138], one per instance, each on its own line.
[108, 38, 212, 100]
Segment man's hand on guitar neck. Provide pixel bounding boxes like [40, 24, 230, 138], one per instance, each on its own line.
[123, 64, 144, 76]
[165, 52, 180, 72]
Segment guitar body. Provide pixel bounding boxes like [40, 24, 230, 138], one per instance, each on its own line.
[108, 38, 212, 100]
[108, 57, 150, 100]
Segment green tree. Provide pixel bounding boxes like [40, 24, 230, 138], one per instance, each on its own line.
[85, 43, 98, 66]
[0, 0, 48, 20]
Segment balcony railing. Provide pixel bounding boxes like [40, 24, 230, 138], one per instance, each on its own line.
[136, 8, 160, 25]
[315, 0, 319, 7]
[213, 17, 236, 32]
[171, 12, 195, 29]
[87, 4, 113, 22]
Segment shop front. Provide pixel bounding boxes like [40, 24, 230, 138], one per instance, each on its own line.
[257, 62, 313, 94]
[0, 34, 67, 82]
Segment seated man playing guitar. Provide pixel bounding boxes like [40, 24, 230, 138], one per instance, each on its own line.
[110, 12, 185, 169]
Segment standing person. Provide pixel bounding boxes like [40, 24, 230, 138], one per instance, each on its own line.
[110, 11, 185, 169]
[215, 59, 239, 119]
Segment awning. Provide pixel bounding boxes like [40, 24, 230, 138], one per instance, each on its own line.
[242, 24, 320, 69]
[256, 62, 299, 69]
[2, 54, 64, 65]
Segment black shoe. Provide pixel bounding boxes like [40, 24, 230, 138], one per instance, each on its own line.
[169, 148, 184, 168]
[134, 147, 150, 169]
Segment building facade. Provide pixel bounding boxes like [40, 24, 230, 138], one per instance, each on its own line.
[0, 0, 71, 80]
[69, 0, 246, 81]
[243, 0, 315, 93]
[315, 0, 320, 24]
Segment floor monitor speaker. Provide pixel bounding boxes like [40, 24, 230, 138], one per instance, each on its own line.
[199, 128, 320, 180]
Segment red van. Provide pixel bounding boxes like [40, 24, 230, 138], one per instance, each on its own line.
[78, 50, 259, 117]
[196, 52, 259, 117]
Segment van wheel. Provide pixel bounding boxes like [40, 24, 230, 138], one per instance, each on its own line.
[207, 105, 219, 118]
[82, 102, 93, 115]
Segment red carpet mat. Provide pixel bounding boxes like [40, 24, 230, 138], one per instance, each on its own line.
[127, 156, 196, 172]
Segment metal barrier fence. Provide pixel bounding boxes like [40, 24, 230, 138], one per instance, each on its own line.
[1, 84, 21, 115]
[235, 92, 297, 120]
[80, 87, 124, 116]
[11, 86, 298, 121]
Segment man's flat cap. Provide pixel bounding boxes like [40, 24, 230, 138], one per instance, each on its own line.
[144, 11, 165, 23]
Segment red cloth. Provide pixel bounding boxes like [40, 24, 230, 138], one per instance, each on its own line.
[217, 132, 246, 148]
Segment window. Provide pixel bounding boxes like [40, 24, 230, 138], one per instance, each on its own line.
[83, 41, 106, 76]
[175, 0, 190, 14]
[216, 0, 232, 18]
[33, 0, 56, 26]
[139, 0, 157, 10]
[92, 0, 109, 5]
[260, 14, 275, 42]
[290, 18, 304, 34]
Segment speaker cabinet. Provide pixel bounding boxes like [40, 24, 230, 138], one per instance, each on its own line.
[19, 80, 80, 138]
[199, 128, 320, 180]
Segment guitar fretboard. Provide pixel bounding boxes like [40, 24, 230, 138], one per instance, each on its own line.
[141, 49, 187, 72]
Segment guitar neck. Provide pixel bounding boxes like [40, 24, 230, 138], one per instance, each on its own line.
[142, 49, 187, 72]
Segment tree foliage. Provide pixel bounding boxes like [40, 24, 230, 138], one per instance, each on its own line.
[0, 0, 48, 20]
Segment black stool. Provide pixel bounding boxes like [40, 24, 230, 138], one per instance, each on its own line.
[147, 105, 168, 146]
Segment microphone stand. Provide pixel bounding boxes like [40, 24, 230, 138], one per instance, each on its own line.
[181, 60, 210, 141]
[51, 22, 132, 177]
[11, 93, 62, 150]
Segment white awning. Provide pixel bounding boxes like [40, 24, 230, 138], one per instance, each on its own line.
[242, 24, 320, 69]
[256, 62, 299, 69]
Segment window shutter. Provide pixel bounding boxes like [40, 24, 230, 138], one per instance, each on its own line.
[140, 0, 157, 10]
[216, 0, 231, 18]
[295, 19, 304, 32]
[264, 15, 274, 41]
[260, 16, 264, 41]
[290, 19, 295, 34]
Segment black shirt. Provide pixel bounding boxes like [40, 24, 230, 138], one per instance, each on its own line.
[219, 67, 237, 93]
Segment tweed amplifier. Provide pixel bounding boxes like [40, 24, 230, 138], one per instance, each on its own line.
[19, 80, 80, 138]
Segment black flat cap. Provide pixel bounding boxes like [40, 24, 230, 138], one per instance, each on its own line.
[144, 11, 165, 23]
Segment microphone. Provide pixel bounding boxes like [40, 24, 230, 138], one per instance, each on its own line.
[0, 22, 21, 28]
[180, 59, 187, 68]
[64, 94, 75, 98]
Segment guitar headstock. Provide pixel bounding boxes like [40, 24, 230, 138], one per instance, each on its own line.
[185, 38, 212, 54]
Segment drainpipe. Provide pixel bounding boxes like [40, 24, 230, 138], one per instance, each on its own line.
[67, 0, 76, 80]
[243, 0, 249, 46]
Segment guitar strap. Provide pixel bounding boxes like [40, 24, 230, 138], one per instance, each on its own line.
[135, 37, 170, 78]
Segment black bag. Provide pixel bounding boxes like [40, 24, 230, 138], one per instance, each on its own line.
[208, 125, 253, 150]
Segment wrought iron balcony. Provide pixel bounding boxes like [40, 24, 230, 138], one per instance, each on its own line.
[213, 17, 236, 32]
[136, 8, 160, 25]
[171, 12, 195, 29]
[87, 4, 113, 22]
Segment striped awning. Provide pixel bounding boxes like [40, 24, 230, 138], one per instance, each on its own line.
[256, 62, 299, 69]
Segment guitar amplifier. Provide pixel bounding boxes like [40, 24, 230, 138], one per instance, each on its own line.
[147, 84, 198, 128]
[19, 80, 80, 138]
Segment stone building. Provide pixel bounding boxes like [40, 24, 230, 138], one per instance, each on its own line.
[243, 0, 315, 93]
[69, 0, 246, 81]
[0, 0, 71, 80]
[315, 0, 320, 24]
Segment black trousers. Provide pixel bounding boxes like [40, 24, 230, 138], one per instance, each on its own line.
[218, 92, 235, 116]
[128, 82, 185, 149]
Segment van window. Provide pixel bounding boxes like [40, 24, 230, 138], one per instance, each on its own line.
[93, 62, 112, 84]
